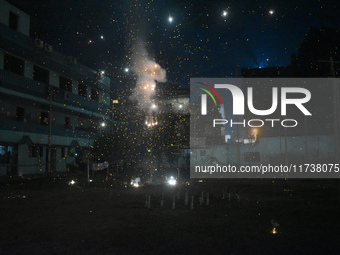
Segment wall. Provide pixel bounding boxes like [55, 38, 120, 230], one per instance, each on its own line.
[17, 144, 44, 176]
[193, 135, 335, 167]
[0, 0, 30, 36]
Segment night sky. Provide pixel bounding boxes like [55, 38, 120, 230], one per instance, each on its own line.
[10, 0, 340, 88]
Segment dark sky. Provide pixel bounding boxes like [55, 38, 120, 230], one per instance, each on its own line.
[10, 0, 340, 88]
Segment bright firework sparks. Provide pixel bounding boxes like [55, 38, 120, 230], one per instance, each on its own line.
[130, 39, 167, 126]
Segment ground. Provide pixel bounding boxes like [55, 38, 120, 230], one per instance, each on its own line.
[0, 176, 339, 255]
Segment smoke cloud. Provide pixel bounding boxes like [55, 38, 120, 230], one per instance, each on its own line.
[130, 39, 166, 113]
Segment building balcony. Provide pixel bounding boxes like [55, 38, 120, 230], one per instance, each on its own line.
[0, 69, 109, 115]
[0, 117, 100, 141]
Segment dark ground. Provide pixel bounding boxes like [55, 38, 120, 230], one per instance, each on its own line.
[1, 175, 339, 255]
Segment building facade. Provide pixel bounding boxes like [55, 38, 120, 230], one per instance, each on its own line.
[0, 0, 111, 176]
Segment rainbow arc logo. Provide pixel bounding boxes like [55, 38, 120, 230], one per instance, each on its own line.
[198, 82, 223, 115]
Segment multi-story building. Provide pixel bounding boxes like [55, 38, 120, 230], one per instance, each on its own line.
[0, 0, 111, 176]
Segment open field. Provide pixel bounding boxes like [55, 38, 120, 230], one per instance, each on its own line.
[1, 176, 340, 254]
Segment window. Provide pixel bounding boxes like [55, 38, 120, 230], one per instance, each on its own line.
[61, 147, 66, 158]
[78, 83, 87, 97]
[59, 76, 72, 92]
[40, 146, 43, 157]
[0, 146, 11, 163]
[65, 117, 72, 128]
[16, 107, 25, 122]
[9, 12, 19, 31]
[91, 88, 99, 101]
[29, 145, 43, 158]
[0, 145, 6, 155]
[33, 65, 49, 84]
[40, 112, 49, 125]
[4, 54, 24, 76]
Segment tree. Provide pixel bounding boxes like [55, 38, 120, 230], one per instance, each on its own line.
[292, 26, 340, 77]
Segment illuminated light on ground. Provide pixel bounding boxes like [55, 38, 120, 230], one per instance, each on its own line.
[69, 180, 76, 185]
[168, 176, 177, 186]
[271, 219, 279, 234]
[269, 10, 274, 15]
[168, 16, 173, 23]
[222, 11, 228, 17]
[131, 177, 141, 187]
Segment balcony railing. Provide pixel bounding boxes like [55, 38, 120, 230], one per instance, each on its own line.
[0, 22, 32, 50]
[0, 117, 100, 140]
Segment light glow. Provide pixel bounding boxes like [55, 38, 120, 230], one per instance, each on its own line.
[168, 176, 177, 186]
